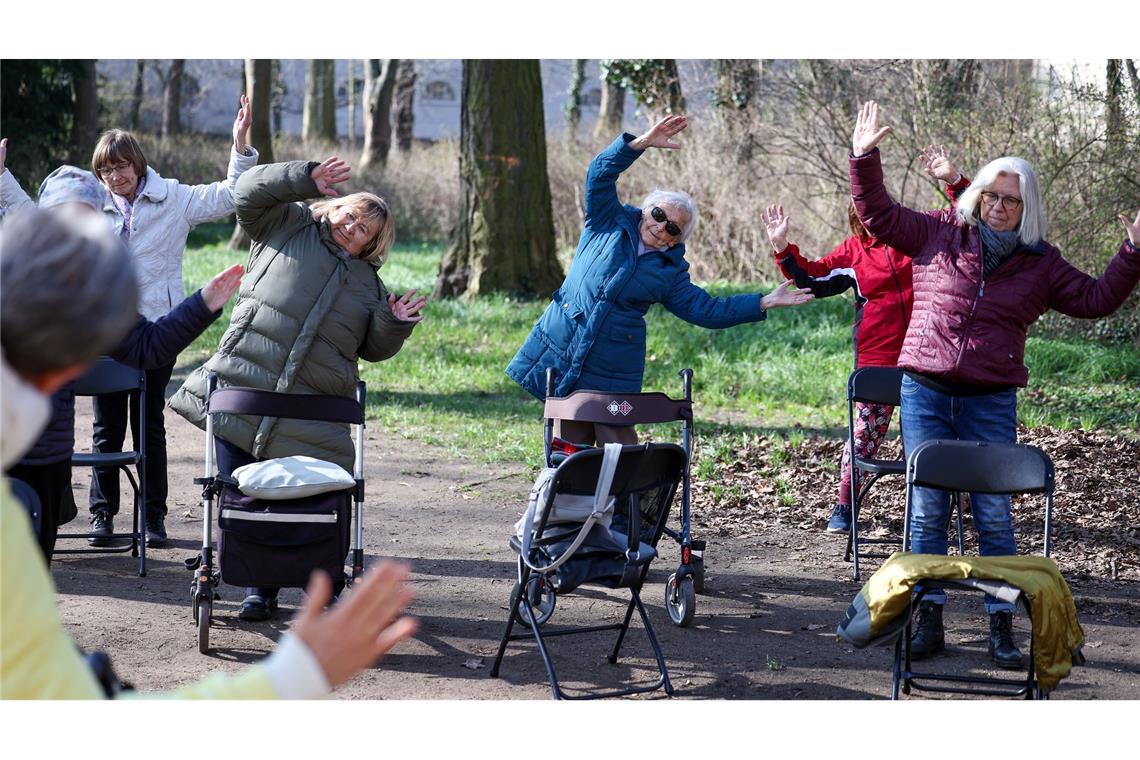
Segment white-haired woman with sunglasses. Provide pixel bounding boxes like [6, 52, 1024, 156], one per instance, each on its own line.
[508, 114, 812, 445]
[849, 100, 1140, 669]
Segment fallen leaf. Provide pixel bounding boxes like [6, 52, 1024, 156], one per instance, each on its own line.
[463, 658, 484, 670]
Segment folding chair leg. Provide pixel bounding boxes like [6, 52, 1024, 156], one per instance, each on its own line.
[607, 594, 639, 664]
[629, 587, 673, 695]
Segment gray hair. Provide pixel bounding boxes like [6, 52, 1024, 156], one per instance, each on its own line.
[0, 208, 139, 378]
[955, 156, 1048, 245]
[642, 189, 699, 242]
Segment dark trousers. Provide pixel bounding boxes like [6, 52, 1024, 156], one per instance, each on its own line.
[214, 437, 279, 602]
[9, 460, 78, 564]
[89, 361, 174, 522]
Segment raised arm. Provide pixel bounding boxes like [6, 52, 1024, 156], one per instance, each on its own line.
[232, 158, 350, 243]
[358, 278, 420, 362]
[850, 101, 946, 256]
[176, 96, 261, 226]
[919, 144, 970, 205]
[764, 204, 858, 296]
[584, 114, 687, 227]
[0, 139, 35, 213]
[1046, 209, 1140, 318]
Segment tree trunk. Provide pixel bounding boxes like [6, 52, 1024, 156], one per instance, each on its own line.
[321, 59, 336, 140]
[360, 59, 398, 170]
[654, 59, 685, 116]
[346, 59, 355, 146]
[271, 59, 284, 135]
[69, 59, 100, 166]
[394, 60, 417, 152]
[230, 59, 276, 250]
[129, 60, 145, 130]
[1125, 59, 1140, 109]
[565, 59, 585, 143]
[594, 78, 625, 141]
[715, 59, 760, 110]
[303, 59, 322, 142]
[162, 59, 184, 138]
[1106, 59, 1124, 151]
[434, 60, 561, 299]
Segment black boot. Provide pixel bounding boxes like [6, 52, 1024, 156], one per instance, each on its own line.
[909, 600, 945, 660]
[989, 611, 1024, 669]
[88, 510, 113, 547]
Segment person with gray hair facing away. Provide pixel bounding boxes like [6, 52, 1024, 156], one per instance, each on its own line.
[849, 100, 1140, 669]
[0, 153, 243, 561]
[0, 209, 418, 699]
[507, 114, 813, 445]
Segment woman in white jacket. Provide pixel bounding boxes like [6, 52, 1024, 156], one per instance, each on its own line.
[86, 96, 259, 549]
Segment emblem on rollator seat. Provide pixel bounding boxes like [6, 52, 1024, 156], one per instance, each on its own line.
[607, 400, 634, 416]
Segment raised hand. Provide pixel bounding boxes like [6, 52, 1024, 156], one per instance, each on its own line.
[919, 144, 961, 184]
[760, 279, 814, 311]
[852, 101, 892, 156]
[388, 288, 427, 323]
[1120, 208, 1140, 246]
[311, 157, 352, 197]
[764, 204, 791, 253]
[232, 94, 252, 153]
[290, 563, 418, 689]
[0, 137, 7, 175]
[629, 113, 688, 152]
[200, 263, 245, 312]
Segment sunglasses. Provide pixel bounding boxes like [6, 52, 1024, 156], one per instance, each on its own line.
[650, 206, 683, 238]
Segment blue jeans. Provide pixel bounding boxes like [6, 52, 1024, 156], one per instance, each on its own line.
[900, 375, 1018, 614]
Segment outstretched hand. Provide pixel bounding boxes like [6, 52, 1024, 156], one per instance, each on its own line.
[919, 144, 961, 184]
[761, 279, 814, 311]
[290, 563, 418, 689]
[852, 101, 892, 156]
[200, 263, 244, 312]
[764, 204, 791, 253]
[389, 289, 427, 323]
[232, 94, 252, 153]
[629, 113, 688, 152]
[1121, 208, 1140, 246]
[311, 157, 351, 197]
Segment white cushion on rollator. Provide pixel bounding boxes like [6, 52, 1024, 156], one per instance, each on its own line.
[233, 455, 355, 499]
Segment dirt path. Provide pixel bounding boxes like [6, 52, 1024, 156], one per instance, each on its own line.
[51, 374, 1140, 700]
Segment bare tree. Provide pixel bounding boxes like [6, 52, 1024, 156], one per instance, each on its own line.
[594, 77, 625, 142]
[69, 59, 99, 166]
[565, 59, 586, 143]
[434, 60, 561, 298]
[346, 59, 356, 146]
[231, 59, 277, 250]
[360, 59, 398, 170]
[1107, 59, 1125, 151]
[162, 59, 185, 138]
[394, 60, 417, 152]
[304, 59, 337, 142]
[129, 60, 145, 130]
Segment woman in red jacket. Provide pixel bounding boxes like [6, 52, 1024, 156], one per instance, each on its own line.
[764, 148, 967, 534]
[849, 100, 1140, 669]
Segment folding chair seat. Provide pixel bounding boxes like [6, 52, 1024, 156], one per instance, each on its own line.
[490, 442, 688, 700]
[55, 357, 148, 576]
[844, 368, 963, 579]
[893, 439, 1060, 699]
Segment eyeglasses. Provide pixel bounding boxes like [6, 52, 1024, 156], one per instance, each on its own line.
[97, 162, 133, 179]
[980, 191, 1023, 212]
[650, 206, 683, 238]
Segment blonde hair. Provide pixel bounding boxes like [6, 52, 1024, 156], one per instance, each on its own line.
[309, 192, 395, 265]
[91, 129, 148, 182]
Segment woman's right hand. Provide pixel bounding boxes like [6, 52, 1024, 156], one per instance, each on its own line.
[764, 204, 791, 253]
[919, 144, 961, 184]
[389, 289, 427, 323]
[200, 263, 245, 312]
[852, 101, 892, 156]
[629, 114, 688, 152]
[760, 279, 814, 311]
[311, 157, 352, 197]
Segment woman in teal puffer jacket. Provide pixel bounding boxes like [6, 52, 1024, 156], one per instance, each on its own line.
[507, 114, 812, 444]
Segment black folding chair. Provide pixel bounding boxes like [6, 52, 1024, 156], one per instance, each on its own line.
[893, 439, 1056, 699]
[844, 368, 962, 580]
[490, 442, 688, 699]
[56, 357, 148, 576]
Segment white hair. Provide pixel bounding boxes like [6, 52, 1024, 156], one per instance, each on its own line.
[955, 156, 1048, 245]
[642, 189, 699, 242]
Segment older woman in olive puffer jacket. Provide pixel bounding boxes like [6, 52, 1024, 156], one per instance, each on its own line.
[170, 157, 425, 620]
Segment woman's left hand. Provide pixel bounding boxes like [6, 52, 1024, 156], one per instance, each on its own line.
[764, 204, 791, 253]
[232, 94, 252, 154]
[1120, 208, 1140, 246]
[201, 263, 245, 312]
[760, 279, 814, 311]
[629, 113, 688, 152]
[389, 289, 427, 322]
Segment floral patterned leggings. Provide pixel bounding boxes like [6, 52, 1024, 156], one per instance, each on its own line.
[838, 401, 897, 506]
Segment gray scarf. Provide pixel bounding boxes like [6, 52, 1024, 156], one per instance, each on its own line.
[978, 222, 1021, 278]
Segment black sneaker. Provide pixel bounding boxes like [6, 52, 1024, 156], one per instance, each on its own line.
[239, 595, 271, 621]
[909, 600, 945, 660]
[88, 511, 114, 547]
[989, 611, 1024, 669]
[145, 515, 168, 548]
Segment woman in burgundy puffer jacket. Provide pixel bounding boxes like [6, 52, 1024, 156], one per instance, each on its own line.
[849, 100, 1140, 670]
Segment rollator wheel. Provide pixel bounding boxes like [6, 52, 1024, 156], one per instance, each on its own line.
[196, 596, 212, 655]
[512, 576, 556, 627]
[665, 573, 696, 627]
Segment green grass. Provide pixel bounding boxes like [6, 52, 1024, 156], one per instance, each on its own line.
[181, 222, 1140, 469]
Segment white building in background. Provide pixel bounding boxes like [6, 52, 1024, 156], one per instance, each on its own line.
[96, 59, 722, 142]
